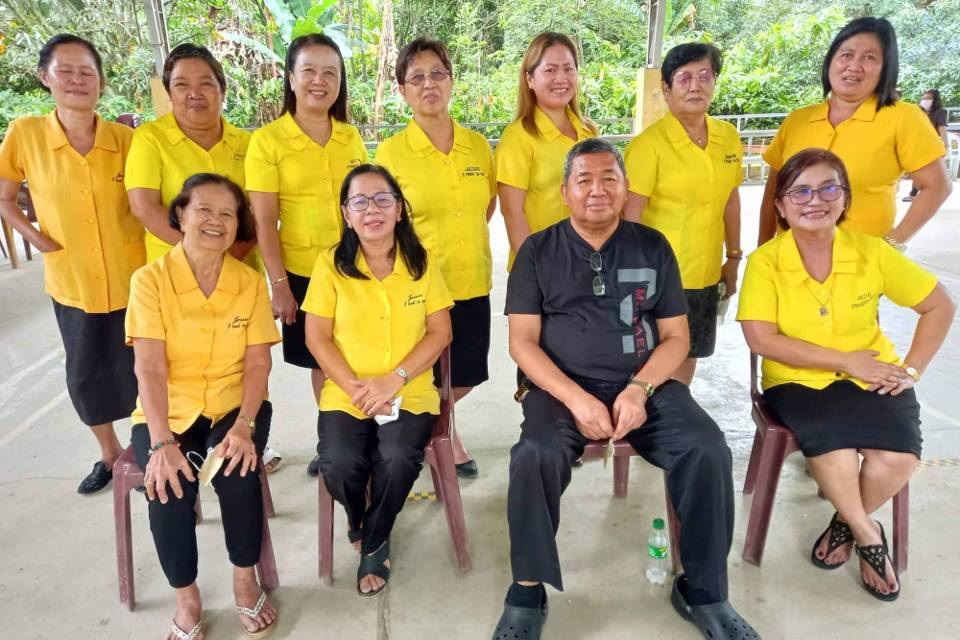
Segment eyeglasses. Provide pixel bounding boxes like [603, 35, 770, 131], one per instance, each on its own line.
[672, 69, 716, 89]
[782, 183, 846, 205]
[344, 192, 399, 212]
[404, 69, 451, 86]
[589, 252, 605, 296]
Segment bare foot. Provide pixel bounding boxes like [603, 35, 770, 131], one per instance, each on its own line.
[168, 583, 203, 640]
[234, 567, 277, 634]
[814, 516, 854, 566]
[857, 522, 899, 596]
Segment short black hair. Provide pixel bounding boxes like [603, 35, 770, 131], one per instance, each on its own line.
[162, 43, 227, 94]
[821, 17, 899, 110]
[168, 173, 255, 243]
[395, 38, 453, 85]
[661, 42, 722, 89]
[774, 148, 851, 230]
[37, 34, 104, 92]
[282, 34, 350, 122]
[563, 138, 625, 184]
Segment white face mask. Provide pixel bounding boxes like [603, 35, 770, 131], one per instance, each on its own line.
[919, 98, 933, 110]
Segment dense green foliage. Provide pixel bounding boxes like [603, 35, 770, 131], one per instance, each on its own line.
[1, 0, 958, 135]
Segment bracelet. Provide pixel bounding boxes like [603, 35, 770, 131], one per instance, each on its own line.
[237, 414, 256, 431]
[726, 249, 744, 260]
[628, 379, 655, 399]
[148, 438, 178, 455]
[882, 235, 906, 253]
[270, 275, 288, 285]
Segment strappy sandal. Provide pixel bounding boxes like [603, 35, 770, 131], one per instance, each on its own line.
[357, 539, 390, 597]
[236, 591, 277, 638]
[855, 523, 900, 602]
[811, 511, 854, 570]
[169, 619, 202, 640]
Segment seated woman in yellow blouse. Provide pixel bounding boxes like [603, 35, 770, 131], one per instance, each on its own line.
[0, 34, 144, 494]
[125, 43, 256, 266]
[127, 174, 280, 639]
[496, 31, 596, 270]
[738, 149, 954, 602]
[303, 164, 452, 597]
[758, 17, 951, 247]
[376, 37, 497, 478]
[246, 34, 368, 475]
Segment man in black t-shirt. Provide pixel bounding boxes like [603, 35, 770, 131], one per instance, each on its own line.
[491, 140, 759, 640]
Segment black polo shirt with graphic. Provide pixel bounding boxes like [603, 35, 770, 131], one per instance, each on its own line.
[505, 219, 687, 383]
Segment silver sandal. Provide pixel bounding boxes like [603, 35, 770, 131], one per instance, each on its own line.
[236, 591, 276, 638]
[169, 619, 202, 640]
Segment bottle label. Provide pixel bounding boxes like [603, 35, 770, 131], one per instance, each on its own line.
[648, 544, 667, 560]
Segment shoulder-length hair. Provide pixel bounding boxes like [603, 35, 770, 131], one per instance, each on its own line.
[282, 33, 350, 122]
[821, 17, 899, 110]
[774, 149, 852, 230]
[924, 88, 944, 114]
[168, 173, 256, 243]
[335, 164, 427, 280]
[514, 32, 597, 137]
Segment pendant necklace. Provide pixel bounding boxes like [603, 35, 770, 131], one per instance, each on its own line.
[804, 280, 831, 317]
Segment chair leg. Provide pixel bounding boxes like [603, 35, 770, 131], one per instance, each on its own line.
[256, 513, 280, 590]
[114, 480, 136, 611]
[429, 462, 444, 504]
[318, 475, 335, 584]
[892, 482, 909, 575]
[613, 454, 630, 498]
[260, 465, 276, 519]
[22, 236, 31, 261]
[742, 426, 763, 495]
[663, 474, 682, 574]
[741, 429, 790, 567]
[1, 220, 18, 269]
[432, 437, 472, 575]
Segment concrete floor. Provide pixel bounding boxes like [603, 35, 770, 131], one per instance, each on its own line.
[1, 183, 959, 640]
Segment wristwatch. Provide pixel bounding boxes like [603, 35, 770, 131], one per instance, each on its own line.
[394, 367, 409, 385]
[628, 378, 655, 399]
[904, 366, 920, 382]
[237, 414, 256, 431]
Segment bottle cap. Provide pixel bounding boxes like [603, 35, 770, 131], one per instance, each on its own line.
[653, 518, 665, 530]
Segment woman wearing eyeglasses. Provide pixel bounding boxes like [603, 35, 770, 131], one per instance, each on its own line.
[375, 38, 496, 478]
[738, 149, 955, 602]
[303, 164, 453, 597]
[623, 43, 743, 385]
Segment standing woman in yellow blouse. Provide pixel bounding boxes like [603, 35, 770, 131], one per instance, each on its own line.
[623, 43, 743, 385]
[496, 32, 597, 269]
[376, 38, 496, 477]
[125, 43, 256, 265]
[246, 34, 368, 475]
[303, 165, 453, 596]
[758, 17, 951, 247]
[0, 35, 144, 494]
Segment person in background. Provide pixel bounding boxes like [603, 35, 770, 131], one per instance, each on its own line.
[0, 34, 144, 494]
[127, 174, 279, 639]
[904, 89, 949, 202]
[303, 164, 453, 596]
[623, 42, 743, 385]
[375, 37, 496, 478]
[758, 17, 951, 250]
[739, 148, 954, 602]
[496, 31, 597, 271]
[246, 33, 368, 477]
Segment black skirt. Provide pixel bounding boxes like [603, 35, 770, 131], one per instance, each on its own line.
[52, 300, 138, 426]
[762, 380, 922, 458]
[432, 295, 491, 389]
[684, 284, 720, 358]
[282, 271, 320, 369]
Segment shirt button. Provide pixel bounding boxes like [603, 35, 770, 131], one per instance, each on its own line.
[81, 189, 90, 194]
[455, 212, 462, 217]
[201, 327, 211, 333]
[202, 303, 211, 310]
[87, 218, 95, 224]
[92, 247, 100, 253]
[79, 160, 87, 166]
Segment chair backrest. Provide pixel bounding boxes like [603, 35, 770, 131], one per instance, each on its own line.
[18, 182, 37, 223]
[116, 113, 141, 129]
[749, 352, 761, 403]
[433, 347, 453, 439]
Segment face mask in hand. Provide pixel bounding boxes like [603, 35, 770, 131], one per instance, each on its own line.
[919, 98, 933, 111]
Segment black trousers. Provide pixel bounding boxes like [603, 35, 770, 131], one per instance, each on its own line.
[317, 410, 434, 554]
[508, 380, 734, 603]
[132, 402, 272, 588]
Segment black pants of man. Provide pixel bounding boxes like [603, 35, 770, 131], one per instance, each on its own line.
[508, 380, 734, 604]
[317, 410, 434, 554]
[132, 402, 272, 588]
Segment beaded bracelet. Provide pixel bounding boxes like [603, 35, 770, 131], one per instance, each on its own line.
[148, 438, 178, 455]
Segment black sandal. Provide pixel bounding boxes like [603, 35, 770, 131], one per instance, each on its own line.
[811, 511, 854, 570]
[356, 539, 390, 597]
[671, 575, 760, 640]
[491, 596, 547, 640]
[855, 523, 900, 602]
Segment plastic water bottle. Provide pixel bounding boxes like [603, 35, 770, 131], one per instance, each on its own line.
[645, 518, 669, 585]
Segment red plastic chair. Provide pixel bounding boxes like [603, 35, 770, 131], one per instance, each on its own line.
[116, 113, 141, 128]
[318, 348, 471, 583]
[580, 440, 683, 574]
[113, 446, 278, 610]
[742, 353, 909, 572]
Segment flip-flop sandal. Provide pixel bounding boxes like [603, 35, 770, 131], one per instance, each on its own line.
[855, 522, 900, 602]
[811, 511, 854, 570]
[357, 539, 391, 597]
[262, 448, 282, 474]
[491, 600, 548, 640]
[671, 575, 760, 639]
[169, 619, 202, 640]
[237, 591, 276, 638]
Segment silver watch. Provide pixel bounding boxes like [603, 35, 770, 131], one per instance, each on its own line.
[394, 367, 409, 384]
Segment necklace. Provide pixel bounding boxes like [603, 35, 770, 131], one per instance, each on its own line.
[803, 279, 832, 317]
